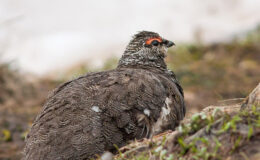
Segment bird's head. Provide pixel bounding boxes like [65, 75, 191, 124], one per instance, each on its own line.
[118, 31, 175, 69]
[124, 31, 175, 57]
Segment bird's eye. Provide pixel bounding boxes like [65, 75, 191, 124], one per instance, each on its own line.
[151, 40, 159, 46]
[145, 37, 162, 46]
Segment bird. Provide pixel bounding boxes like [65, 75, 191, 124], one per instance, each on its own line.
[23, 31, 185, 160]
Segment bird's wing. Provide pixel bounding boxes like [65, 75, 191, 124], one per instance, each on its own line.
[24, 69, 184, 159]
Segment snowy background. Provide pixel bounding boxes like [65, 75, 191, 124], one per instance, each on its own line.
[0, 0, 259, 75]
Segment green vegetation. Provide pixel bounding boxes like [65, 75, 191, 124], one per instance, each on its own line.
[0, 129, 12, 142]
[114, 104, 260, 160]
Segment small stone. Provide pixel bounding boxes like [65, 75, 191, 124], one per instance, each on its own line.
[101, 151, 114, 160]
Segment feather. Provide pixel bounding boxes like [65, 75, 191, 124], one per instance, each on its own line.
[24, 31, 185, 160]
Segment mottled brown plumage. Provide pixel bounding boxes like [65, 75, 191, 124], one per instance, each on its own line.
[23, 31, 185, 160]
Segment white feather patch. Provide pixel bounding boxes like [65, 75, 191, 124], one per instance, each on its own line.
[144, 109, 151, 116]
[91, 106, 101, 113]
[151, 97, 173, 137]
[162, 97, 172, 119]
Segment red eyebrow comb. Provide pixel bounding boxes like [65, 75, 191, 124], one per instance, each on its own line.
[145, 37, 162, 45]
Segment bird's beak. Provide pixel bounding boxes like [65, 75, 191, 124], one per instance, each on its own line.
[163, 39, 175, 48]
[167, 41, 175, 48]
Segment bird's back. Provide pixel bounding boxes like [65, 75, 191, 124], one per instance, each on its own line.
[24, 67, 185, 160]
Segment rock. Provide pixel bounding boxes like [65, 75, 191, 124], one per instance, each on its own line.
[101, 152, 114, 160]
[241, 82, 260, 110]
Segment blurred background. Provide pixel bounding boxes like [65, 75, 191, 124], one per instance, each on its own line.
[0, 0, 260, 159]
